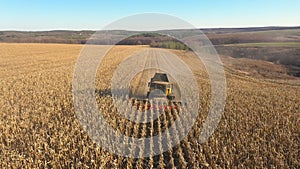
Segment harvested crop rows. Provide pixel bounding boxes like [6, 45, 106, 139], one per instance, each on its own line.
[0, 43, 299, 168]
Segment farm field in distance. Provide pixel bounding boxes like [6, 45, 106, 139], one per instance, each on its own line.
[0, 43, 299, 168]
[221, 42, 300, 47]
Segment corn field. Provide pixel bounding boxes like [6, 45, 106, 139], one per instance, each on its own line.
[0, 43, 299, 168]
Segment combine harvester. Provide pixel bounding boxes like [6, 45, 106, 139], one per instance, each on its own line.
[130, 73, 182, 111]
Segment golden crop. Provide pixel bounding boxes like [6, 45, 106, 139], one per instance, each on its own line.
[0, 43, 299, 168]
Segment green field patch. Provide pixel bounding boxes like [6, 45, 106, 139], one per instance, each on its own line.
[223, 42, 300, 47]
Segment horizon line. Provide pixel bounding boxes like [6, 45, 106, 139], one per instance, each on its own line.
[0, 25, 300, 32]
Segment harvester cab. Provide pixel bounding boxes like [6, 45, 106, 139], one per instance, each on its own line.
[130, 73, 180, 111]
[147, 73, 175, 100]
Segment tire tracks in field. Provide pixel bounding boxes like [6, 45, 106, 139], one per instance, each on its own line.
[131, 49, 150, 99]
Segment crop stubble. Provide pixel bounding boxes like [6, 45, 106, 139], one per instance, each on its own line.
[0, 43, 299, 168]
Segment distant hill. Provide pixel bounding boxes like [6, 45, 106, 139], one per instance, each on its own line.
[1, 26, 300, 44]
[0, 30, 94, 44]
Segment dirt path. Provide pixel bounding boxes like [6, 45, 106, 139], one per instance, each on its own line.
[129, 48, 183, 100]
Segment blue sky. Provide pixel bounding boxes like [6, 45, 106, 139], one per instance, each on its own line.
[0, 0, 299, 30]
